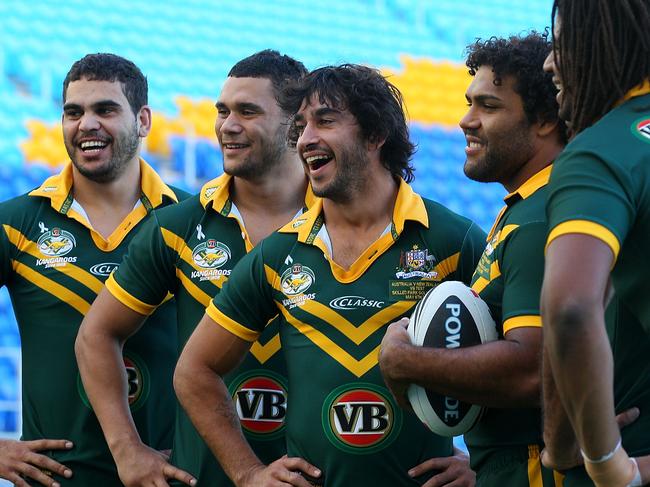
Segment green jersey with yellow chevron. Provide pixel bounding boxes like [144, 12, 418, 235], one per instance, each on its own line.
[466, 166, 560, 487]
[547, 87, 650, 461]
[107, 173, 314, 486]
[208, 180, 486, 486]
[0, 160, 185, 486]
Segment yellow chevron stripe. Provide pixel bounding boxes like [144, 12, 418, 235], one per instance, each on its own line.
[279, 305, 380, 377]
[12, 260, 91, 315]
[433, 252, 459, 280]
[471, 260, 501, 295]
[176, 269, 212, 307]
[250, 334, 281, 364]
[3, 224, 103, 293]
[161, 228, 225, 291]
[264, 264, 415, 343]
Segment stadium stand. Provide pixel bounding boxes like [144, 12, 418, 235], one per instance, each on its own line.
[0, 0, 550, 444]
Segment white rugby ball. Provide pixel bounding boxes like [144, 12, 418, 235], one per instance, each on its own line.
[407, 281, 497, 437]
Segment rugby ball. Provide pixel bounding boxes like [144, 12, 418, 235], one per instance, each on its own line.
[407, 281, 497, 437]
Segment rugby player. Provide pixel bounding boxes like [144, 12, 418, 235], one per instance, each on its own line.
[0, 53, 184, 486]
[379, 32, 567, 487]
[76, 50, 309, 486]
[174, 64, 485, 486]
[541, 1, 650, 486]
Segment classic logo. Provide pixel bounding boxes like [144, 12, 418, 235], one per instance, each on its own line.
[633, 118, 650, 142]
[37, 227, 76, 257]
[322, 384, 402, 454]
[231, 372, 287, 439]
[329, 296, 385, 311]
[89, 262, 119, 277]
[395, 245, 437, 279]
[280, 263, 315, 296]
[192, 239, 231, 269]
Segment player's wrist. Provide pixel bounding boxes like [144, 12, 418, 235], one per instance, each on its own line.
[109, 434, 145, 461]
[584, 443, 638, 487]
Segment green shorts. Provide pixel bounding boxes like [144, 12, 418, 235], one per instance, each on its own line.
[474, 445, 564, 487]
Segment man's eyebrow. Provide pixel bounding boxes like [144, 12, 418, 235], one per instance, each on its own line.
[63, 100, 122, 111]
[215, 101, 263, 112]
[314, 107, 341, 117]
[469, 94, 503, 103]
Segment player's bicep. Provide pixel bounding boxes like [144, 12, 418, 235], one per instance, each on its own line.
[181, 313, 252, 377]
[81, 287, 148, 342]
[542, 233, 613, 320]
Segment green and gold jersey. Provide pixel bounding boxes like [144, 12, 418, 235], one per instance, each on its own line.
[208, 180, 486, 486]
[107, 173, 314, 485]
[466, 166, 559, 486]
[546, 87, 650, 457]
[0, 160, 185, 486]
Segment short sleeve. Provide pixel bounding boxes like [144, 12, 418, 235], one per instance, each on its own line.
[207, 244, 278, 342]
[500, 221, 546, 333]
[456, 222, 488, 285]
[107, 213, 177, 316]
[546, 151, 634, 260]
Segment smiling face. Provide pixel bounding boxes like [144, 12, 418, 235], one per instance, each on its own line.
[543, 17, 571, 122]
[215, 76, 288, 180]
[294, 95, 369, 202]
[459, 66, 537, 191]
[62, 78, 147, 183]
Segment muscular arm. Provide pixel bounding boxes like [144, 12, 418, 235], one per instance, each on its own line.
[75, 288, 195, 486]
[174, 314, 319, 487]
[76, 288, 148, 460]
[541, 234, 619, 459]
[380, 320, 541, 407]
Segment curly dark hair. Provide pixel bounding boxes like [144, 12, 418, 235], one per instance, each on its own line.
[280, 64, 415, 183]
[551, 0, 650, 135]
[466, 32, 567, 143]
[63, 53, 147, 115]
[228, 49, 308, 112]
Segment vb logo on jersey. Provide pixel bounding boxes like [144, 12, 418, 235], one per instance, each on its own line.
[632, 117, 650, 143]
[322, 384, 402, 454]
[281, 264, 315, 296]
[230, 372, 287, 439]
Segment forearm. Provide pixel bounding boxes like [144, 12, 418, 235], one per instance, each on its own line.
[541, 348, 580, 468]
[174, 359, 261, 485]
[544, 307, 619, 460]
[393, 338, 540, 407]
[75, 329, 141, 457]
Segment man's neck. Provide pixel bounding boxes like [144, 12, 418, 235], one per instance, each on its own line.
[71, 158, 142, 238]
[230, 157, 308, 246]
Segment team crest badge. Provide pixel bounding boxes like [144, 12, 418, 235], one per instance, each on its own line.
[280, 263, 315, 296]
[230, 371, 287, 439]
[322, 384, 402, 454]
[395, 245, 437, 279]
[37, 227, 76, 257]
[192, 239, 231, 269]
[632, 117, 650, 143]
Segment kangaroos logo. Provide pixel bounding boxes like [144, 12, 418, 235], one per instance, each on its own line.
[322, 384, 402, 454]
[230, 372, 287, 439]
[192, 239, 231, 269]
[37, 227, 76, 257]
[280, 264, 315, 296]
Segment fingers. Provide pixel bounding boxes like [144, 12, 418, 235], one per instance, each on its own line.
[24, 439, 73, 452]
[615, 407, 640, 429]
[162, 463, 197, 486]
[24, 452, 73, 480]
[14, 462, 62, 487]
[279, 456, 321, 480]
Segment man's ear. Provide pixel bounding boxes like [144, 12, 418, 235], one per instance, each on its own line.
[137, 106, 152, 137]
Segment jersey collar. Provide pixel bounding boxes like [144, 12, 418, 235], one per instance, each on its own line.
[487, 164, 552, 241]
[200, 173, 317, 216]
[617, 79, 650, 106]
[279, 178, 428, 243]
[29, 158, 177, 213]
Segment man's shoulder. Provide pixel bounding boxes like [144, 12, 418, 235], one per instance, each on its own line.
[0, 191, 48, 223]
